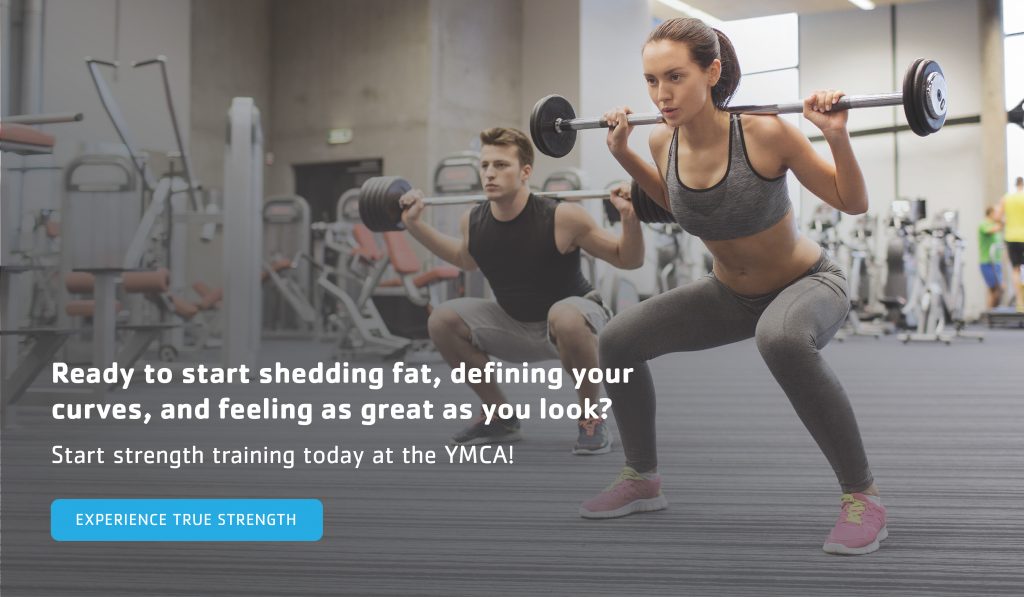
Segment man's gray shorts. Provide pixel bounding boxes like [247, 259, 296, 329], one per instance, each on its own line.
[436, 295, 611, 363]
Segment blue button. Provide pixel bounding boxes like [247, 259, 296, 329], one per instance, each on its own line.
[51, 499, 323, 542]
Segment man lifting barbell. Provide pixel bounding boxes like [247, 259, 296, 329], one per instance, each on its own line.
[573, 17, 892, 556]
[397, 127, 644, 454]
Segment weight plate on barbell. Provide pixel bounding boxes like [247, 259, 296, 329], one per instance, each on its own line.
[357, 177, 377, 228]
[630, 180, 653, 223]
[360, 176, 401, 232]
[530, 94, 578, 158]
[363, 176, 412, 232]
[924, 71, 947, 120]
[902, 58, 928, 137]
[1009, 99, 1024, 128]
[631, 180, 675, 224]
[633, 180, 656, 224]
[914, 59, 946, 135]
[382, 177, 412, 231]
[358, 177, 382, 231]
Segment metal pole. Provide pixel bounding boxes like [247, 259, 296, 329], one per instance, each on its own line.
[421, 188, 615, 207]
[559, 92, 906, 132]
[3, 112, 83, 124]
[134, 56, 201, 211]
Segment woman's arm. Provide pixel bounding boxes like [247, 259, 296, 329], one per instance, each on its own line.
[778, 90, 869, 215]
[603, 106, 672, 211]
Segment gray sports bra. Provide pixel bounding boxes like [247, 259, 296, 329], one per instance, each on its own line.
[666, 113, 791, 241]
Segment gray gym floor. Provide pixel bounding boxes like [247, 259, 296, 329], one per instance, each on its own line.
[2, 327, 1022, 596]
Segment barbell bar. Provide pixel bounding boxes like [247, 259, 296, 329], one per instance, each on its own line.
[357, 176, 674, 232]
[531, 58, 947, 158]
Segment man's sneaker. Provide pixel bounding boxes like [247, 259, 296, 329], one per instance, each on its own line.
[579, 467, 668, 519]
[823, 493, 888, 555]
[573, 417, 612, 455]
[450, 414, 522, 445]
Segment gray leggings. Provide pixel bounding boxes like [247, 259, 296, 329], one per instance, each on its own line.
[600, 251, 874, 493]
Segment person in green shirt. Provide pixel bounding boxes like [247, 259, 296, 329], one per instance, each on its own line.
[979, 206, 1004, 310]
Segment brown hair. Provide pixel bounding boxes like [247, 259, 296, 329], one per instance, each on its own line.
[1016, 176, 1023, 187]
[645, 18, 740, 109]
[480, 127, 534, 168]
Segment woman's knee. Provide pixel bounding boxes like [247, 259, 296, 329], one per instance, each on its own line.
[755, 320, 812, 360]
[598, 316, 639, 365]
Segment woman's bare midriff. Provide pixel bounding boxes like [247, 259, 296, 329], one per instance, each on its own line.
[705, 211, 823, 296]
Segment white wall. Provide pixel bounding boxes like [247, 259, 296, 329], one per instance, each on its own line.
[577, 0, 653, 190]
[576, 0, 656, 296]
[800, 6, 897, 222]
[1005, 31, 1024, 191]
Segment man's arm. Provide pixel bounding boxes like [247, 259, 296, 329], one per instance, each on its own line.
[993, 196, 1007, 222]
[984, 220, 1004, 233]
[556, 190, 644, 270]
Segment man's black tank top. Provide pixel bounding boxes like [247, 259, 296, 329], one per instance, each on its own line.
[468, 194, 592, 322]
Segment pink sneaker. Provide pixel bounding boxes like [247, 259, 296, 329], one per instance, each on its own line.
[579, 467, 668, 519]
[823, 493, 888, 555]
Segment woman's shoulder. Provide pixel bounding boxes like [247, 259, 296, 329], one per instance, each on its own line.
[737, 114, 806, 163]
[649, 123, 674, 149]
[737, 113, 790, 142]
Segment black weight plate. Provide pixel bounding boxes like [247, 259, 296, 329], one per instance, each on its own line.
[902, 58, 927, 136]
[647, 184, 675, 223]
[1010, 99, 1024, 129]
[918, 60, 948, 122]
[631, 180, 655, 223]
[631, 180, 675, 224]
[362, 177, 388, 232]
[358, 177, 380, 228]
[381, 177, 412, 231]
[913, 59, 946, 135]
[649, 196, 675, 223]
[368, 176, 406, 232]
[530, 94, 577, 158]
[629, 179, 651, 223]
[359, 176, 393, 232]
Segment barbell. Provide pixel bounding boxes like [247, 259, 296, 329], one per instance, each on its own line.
[357, 176, 674, 232]
[530, 58, 947, 158]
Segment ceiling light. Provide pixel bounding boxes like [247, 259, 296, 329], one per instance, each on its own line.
[847, 0, 876, 9]
[654, 0, 723, 25]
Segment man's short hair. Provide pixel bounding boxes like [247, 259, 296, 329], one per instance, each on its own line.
[480, 127, 534, 168]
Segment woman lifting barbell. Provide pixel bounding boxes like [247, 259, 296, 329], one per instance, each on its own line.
[579, 17, 887, 556]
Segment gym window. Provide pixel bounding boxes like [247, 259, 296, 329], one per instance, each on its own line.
[1006, 0, 1023, 191]
[716, 13, 801, 214]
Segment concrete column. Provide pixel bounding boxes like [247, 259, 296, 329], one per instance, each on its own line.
[980, 0, 1006, 206]
[522, 0, 581, 183]
[20, 0, 43, 115]
[2, 0, 13, 117]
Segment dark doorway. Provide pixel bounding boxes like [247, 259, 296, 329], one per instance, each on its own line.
[293, 158, 382, 223]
